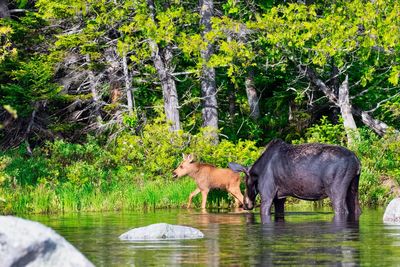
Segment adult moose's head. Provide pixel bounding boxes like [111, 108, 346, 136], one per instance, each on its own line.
[228, 162, 257, 210]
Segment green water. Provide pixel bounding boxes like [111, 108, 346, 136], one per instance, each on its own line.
[25, 208, 400, 266]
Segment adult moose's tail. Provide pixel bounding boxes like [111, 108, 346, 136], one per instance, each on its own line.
[346, 173, 361, 219]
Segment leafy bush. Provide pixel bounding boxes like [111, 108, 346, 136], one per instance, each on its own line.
[189, 127, 261, 167]
[294, 116, 346, 145]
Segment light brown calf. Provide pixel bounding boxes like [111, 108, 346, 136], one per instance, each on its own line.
[172, 154, 244, 209]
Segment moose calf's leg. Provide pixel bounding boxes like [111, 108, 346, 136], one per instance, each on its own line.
[200, 189, 209, 209]
[187, 188, 200, 209]
[228, 187, 244, 208]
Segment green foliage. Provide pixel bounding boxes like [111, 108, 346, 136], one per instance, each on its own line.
[0, 25, 17, 63]
[295, 116, 346, 145]
[112, 121, 261, 178]
[189, 127, 261, 167]
[0, 155, 11, 186]
[0, 57, 61, 116]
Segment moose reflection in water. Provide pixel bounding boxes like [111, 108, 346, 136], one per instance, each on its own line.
[181, 211, 361, 266]
[229, 139, 362, 223]
[250, 217, 361, 266]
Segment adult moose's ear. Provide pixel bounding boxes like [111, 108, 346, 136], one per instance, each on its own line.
[228, 162, 249, 174]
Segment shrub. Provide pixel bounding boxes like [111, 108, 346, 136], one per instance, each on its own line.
[294, 116, 346, 145]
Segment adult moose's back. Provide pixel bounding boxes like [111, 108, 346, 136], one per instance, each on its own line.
[229, 139, 361, 223]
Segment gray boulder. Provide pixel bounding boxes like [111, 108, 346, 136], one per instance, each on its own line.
[119, 223, 204, 240]
[383, 198, 400, 224]
[0, 216, 94, 267]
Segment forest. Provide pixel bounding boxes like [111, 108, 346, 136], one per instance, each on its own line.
[0, 0, 399, 214]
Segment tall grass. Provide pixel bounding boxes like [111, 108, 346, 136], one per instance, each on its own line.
[0, 178, 238, 214]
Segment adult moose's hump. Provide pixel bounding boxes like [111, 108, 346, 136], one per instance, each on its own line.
[229, 139, 361, 223]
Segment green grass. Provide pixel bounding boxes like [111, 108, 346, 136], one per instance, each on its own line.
[0, 178, 242, 214]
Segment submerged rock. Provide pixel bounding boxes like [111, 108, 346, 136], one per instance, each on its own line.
[383, 198, 400, 224]
[0, 216, 94, 267]
[119, 223, 204, 240]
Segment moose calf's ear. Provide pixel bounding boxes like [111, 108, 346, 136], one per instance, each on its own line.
[228, 162, 247, 173]
[187, 154, 195, 163]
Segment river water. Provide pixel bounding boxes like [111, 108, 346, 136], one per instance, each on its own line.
[25, 207, 400, 266]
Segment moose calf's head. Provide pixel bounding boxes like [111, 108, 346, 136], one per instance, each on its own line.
[172, 154, 197, 179]
[228, 162, 258, 210]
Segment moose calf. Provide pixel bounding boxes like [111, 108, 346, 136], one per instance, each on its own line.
[172, 154, 244, 209]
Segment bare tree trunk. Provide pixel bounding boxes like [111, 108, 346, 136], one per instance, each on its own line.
[330, 63, 340, 123]
[86, 55, 103, 125]
[122, 52, 135, 114]
[228, 84, 236, 120]
[200, 0, 218, 142]
[352, 107, 392, 136]
[302, 65, 395, 137]
[147, 0, 181, 131]
[245, 69, 260, 120]
[0, 0, 10, 18]
[149, 41, 181, 131]
[338, 75, 360, 145]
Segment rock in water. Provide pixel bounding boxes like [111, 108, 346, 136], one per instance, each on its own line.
[0, 216, 94, 267]
[119, 223, 204, 240]
[383, 198, 400, 224]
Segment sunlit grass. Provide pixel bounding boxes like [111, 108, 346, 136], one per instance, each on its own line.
[1, 176, 251, 215]
[0, 178, 213, 214]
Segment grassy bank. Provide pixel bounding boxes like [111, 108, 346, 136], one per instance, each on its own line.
[1, 119, 399, 215]
[1, 179, 203, 214]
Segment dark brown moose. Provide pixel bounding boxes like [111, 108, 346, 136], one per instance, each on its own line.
[229, 139, 362, 223]
[173, 154, 244, 209]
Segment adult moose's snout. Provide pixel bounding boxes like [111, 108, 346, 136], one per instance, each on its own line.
[243, 196, 254, 210]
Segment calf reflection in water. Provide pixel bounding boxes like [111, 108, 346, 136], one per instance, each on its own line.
[229, 139, 362, 223]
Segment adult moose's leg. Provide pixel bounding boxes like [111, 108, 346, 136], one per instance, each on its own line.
[187, 188, 200, 209]
[200, 189, 209, 210]
[260, 198, 273, 223]
[273, 198, 286, 219]
[346, 174, 361, 220]
[331, 170, 357, 221]
[259, 179, 277, 223]
[331, 194, 348, 215]
[330, 182, 350, 222]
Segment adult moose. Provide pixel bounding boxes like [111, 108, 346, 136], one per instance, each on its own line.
[229, 139, 361, 223]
